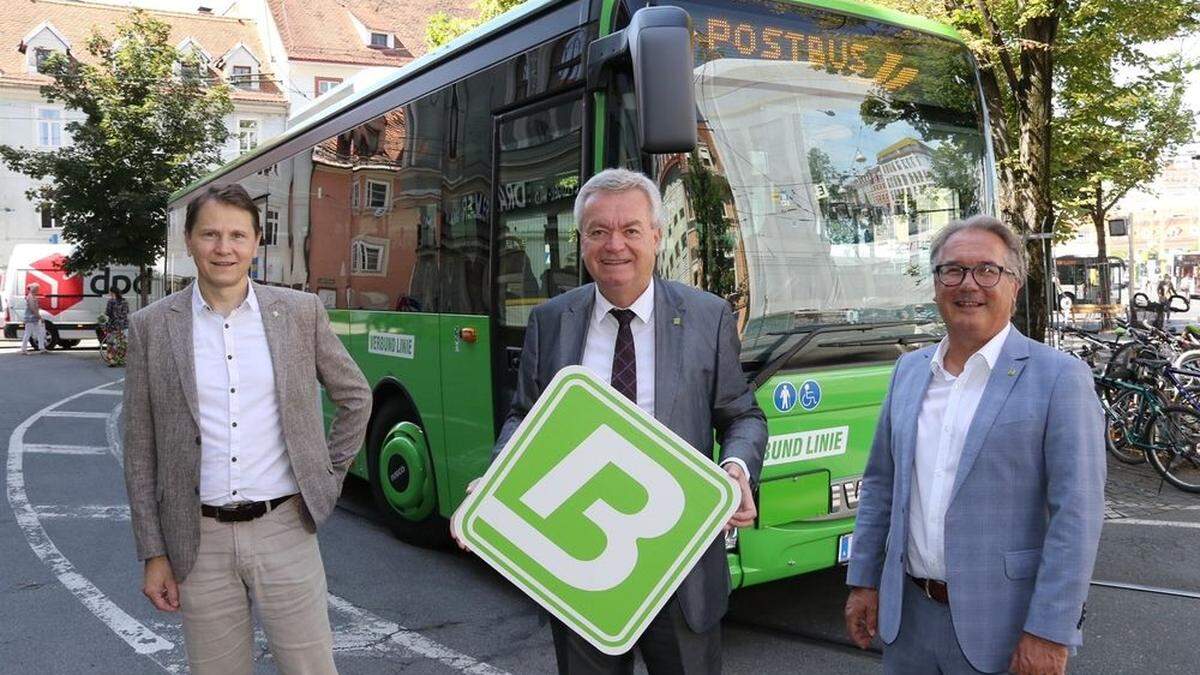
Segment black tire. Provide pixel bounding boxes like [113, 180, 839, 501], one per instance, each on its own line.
[43, 323, 60, 350]
[366, 398, 450, 548]
[1147, 406, 1200, 493]
[1103, 388, 1149, 464]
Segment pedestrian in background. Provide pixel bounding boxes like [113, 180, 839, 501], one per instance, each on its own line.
[458, 168, 766, 674]
[844, 216, 1105, 675]
[102, 289, 130, 366]
[122, 184, 372, 674]
[21, 282, 47, 354]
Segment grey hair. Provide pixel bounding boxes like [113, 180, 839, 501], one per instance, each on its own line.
[573, 168, 664, 231]
[929, 215, 1027, 285]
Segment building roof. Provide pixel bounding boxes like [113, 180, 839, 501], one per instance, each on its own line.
[266, 0, 473, 66]
[0, 0, 286, 105]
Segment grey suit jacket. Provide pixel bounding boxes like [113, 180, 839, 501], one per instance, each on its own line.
[847, 327, 1106, 673]
[123, 282, 371, 582]
[495, 278, 767, 633]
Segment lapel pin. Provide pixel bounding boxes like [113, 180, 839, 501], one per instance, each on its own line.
[673, 317, 681, 326]
[1007, 367, 1018, 377]
[272, 310, 279, 318]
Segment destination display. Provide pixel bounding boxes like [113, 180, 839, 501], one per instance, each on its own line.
[676, 0, 972, 98]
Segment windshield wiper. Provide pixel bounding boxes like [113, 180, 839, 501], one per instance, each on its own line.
[817, 333, 942, 348]
[748, 320, 929, 389]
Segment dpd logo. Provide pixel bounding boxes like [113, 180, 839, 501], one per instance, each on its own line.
[27, 254, 82, 316]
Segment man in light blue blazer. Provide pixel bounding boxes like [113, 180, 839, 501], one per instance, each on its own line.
[844, 216, 1105, 674]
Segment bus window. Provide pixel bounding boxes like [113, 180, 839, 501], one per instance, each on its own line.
[496, 95, 583, 327]
[439, 78, 494, 315]
[305, 104, 438, 312]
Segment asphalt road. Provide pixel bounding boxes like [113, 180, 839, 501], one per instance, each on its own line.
[1, 341, 1197, 673]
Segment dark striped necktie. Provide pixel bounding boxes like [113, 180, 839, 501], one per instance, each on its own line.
[609, 308, 637, 402]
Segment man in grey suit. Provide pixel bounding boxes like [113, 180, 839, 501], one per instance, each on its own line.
[463, 168, 766, 674]
[123, 184, 371, 674]
[844, 216, 1105, 674]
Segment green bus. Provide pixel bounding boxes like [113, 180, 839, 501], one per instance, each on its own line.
[166, 0, 991, 588]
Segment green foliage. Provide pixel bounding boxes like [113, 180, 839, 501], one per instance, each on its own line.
[0, 11, 232, 273]
[683, 151, 736, 297]
[427, 0, 527, 50]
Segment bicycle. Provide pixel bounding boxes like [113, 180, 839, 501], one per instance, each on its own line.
[1101, 357, 1200, 492]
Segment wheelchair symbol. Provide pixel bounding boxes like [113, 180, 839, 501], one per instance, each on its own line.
[798, 380, 821, 411]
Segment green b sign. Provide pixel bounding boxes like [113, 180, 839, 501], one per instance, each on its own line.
[452, 366, 738, 655]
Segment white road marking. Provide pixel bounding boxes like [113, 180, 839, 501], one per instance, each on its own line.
[34, 504, 131, 520]
[326, 594, 510, 674]
[8, 380, 511, 674]
[42, 411, 112, 419]
[92, 389, 124, 396]
[1105, 518, 1200, 530]
[23, 444, 110, 455]
[6, 382, 181, 671]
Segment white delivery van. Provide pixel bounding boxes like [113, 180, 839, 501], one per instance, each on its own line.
[2, 244, 148, 349]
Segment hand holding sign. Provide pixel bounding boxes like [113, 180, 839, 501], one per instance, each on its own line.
[451, 367, 737, 655]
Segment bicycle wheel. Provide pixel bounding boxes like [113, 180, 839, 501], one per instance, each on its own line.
[1147, 406, 1200, 493]
[1103, 388, 1148, 464]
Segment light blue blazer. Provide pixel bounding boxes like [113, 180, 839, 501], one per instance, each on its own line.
[847, 327, 1106, 673]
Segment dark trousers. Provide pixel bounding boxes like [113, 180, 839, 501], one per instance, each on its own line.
[550, 598, 721, 675]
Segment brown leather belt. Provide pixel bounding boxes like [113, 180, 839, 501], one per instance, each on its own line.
[909, 575, 949, 604]
[201, 495, 295, 522]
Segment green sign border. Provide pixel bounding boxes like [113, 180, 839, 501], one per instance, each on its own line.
[453, 366, 737, 654]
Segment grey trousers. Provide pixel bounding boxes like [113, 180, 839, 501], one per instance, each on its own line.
[550, 597, 721, 675]
[883, 579, 996, 674]
[179, 496, 337, 675]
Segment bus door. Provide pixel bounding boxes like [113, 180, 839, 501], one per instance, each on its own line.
[488, 92, 585, 470]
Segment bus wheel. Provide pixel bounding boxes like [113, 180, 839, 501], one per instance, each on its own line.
[366, 402, 448, 548]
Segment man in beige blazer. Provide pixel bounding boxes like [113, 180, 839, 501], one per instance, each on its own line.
[123, 184, 371, 674]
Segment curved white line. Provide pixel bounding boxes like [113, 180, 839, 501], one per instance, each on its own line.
[6, 381, 181, 671]
[14, 380, 511, 674]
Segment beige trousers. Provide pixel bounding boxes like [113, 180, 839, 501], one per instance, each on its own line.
[179, 496, 337, 675]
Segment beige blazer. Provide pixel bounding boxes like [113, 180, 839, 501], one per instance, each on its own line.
[123, 282, 371, 582]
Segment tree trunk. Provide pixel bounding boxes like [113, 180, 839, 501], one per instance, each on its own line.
[1013, 8, 1060, 342]
[1093, 187, 1111, 307]
[977, 66, 1018, 225]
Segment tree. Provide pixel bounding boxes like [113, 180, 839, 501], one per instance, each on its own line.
[873, 0, 1198, 339]
[683, 151, 736, 297]
[0, 10, 232, 278]
[427, 0, 527, 49]
[1053, 42, 1195, 306]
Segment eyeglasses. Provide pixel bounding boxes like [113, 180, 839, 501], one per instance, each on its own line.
[934, 263, 1015, 288]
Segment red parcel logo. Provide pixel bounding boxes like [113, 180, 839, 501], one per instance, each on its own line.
[26, 254, 83, 315]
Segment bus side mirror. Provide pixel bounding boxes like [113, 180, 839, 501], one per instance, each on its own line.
[588, 6, 697, 154]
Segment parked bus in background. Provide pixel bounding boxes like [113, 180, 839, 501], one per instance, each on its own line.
[165, 0, 994, 588]
[1054, 255, 1127, 311]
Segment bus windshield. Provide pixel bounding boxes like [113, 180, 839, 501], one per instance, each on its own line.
[652, 0, 988, 369]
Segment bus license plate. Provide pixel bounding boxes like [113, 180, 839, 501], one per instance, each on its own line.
[837, 533, 853, 564]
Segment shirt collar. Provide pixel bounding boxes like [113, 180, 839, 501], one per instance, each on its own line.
[191, 282, 258, 316]
[592, 280, 655, 328]
[930, 322, 1011, 377]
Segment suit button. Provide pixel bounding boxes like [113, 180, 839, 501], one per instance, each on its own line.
[194, 486, 199, 495]
[195, 436, 201, 445]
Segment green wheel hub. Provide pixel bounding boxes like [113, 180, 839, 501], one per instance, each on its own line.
[377, 421, 436, 521]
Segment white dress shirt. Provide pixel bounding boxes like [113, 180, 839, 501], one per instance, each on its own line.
[580, 281, 748, 477]
[192, 284, 298, 506]
[582, 282, 657, 416]
[906, 322, 1011, 580]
